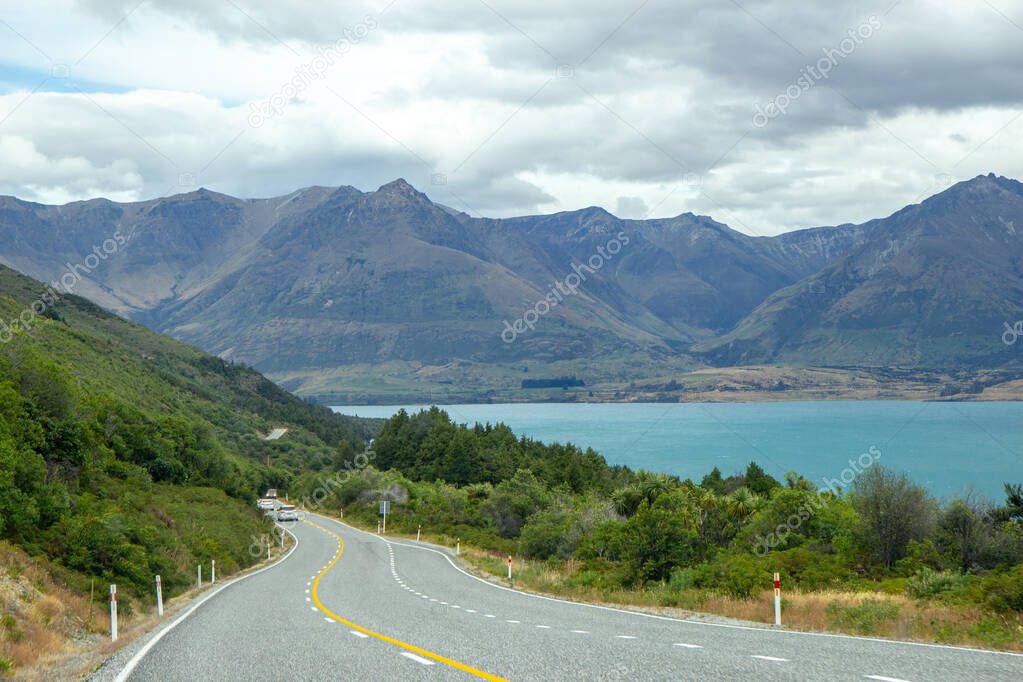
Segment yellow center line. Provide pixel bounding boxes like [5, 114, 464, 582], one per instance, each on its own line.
[304, 519, 509, 681]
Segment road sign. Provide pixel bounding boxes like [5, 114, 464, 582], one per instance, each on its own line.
[379, 500, 390, 514]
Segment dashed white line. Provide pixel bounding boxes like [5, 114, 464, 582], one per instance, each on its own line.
[536, 625, 552, 629]
[310, 606, 318, 612]
[350, 630, 369, 639]
[484, 614, 496, 618]
[401, 652, 436, 666]
[571, 630, 590, 634]
[305, 597, 311, 602]
[864, 677, 912, 682]
[751, 655, 787, 662]
[674, 643, 703, 649]
[506, 619, 519, 624]
[324, 617, 332, 623]
[616, 635, 637, 640]
[466, 609, 477, 613]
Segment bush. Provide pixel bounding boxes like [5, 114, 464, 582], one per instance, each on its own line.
[982, 566, 1023, 613]
[905, 568, 966, 599]
[692, 554, 767, 599]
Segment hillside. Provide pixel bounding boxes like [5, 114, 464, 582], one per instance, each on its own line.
[696, 174, 1023, 369]
[0, 263, 372, 672]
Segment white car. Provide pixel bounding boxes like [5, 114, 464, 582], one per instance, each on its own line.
[276, 505, 299, 522]
[256, 498, 275, 510]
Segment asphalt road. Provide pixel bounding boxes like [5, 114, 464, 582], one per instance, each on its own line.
[93, 512, 1023, 681]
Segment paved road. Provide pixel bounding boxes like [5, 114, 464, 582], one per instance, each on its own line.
[94, 512, 1023, 681]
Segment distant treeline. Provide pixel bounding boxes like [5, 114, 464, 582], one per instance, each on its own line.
[521, 376, 585, 389]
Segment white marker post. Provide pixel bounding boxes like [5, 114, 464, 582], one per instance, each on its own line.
[379, 500, 389, 534]
[267, 539, 271, 561]
[455, 538, 460, 556]
[417, 525, 421, 542]
[155, 575, 164, 616]
[197, 563, 201, 589]
[109, 584, 118, 641]
[773, 572, 781, 627]
[211, 560, 216, 584]
[507, 556, 512, 580]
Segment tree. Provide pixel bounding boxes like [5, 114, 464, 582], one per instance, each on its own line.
[852, 466, 937, 568]
[938, 499, 988, 571]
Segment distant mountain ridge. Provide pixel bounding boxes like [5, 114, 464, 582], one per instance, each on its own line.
[1, 174, 1020, 398]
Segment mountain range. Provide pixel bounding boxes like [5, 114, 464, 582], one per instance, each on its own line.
[1, 173, 1021, 402]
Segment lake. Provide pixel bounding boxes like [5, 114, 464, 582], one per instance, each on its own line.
[331, 401, 1022, 500]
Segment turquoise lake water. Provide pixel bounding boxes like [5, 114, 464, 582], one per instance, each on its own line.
[331, 401, 1021, 500]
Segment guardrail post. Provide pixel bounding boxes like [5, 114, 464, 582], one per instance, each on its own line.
[109, 584, 118, 641]
[155, 575, 163, 616]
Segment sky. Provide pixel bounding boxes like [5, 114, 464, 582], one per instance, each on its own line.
[1, 0, 1021, 235]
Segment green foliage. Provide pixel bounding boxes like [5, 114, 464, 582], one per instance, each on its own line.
[0, 267, 374, 602]
[905, 568, 968, 599]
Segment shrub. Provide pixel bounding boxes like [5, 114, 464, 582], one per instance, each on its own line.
[905, 568, 966, 599]
[982, 566, 1023, 613]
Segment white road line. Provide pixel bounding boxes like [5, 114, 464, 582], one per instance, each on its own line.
[506, 619, 520, 623]
[484, 614, 495, 618]
[751, 655, 787, 662]
[536, 625, 552, 629]
[320, 514, 1023, 660]
[864, 676, 913, 682]
[110, 525, 300, 682]
[571, 630, 589, 634]
[401, 652, 436, 666]
[350, 630, 370, 639]
[466, 608, 477, 613]
[311, 606, 318, 612]
[324, 617, 333, 622]
[452, 605, 461, 609]
[674, 643, 703, 649]
[305, 597, 311, 602]
[616, 635, 637, 640]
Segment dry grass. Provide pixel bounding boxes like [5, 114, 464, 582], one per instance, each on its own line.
[461, 553, 1023, 652]
[0, 532, 295, 679]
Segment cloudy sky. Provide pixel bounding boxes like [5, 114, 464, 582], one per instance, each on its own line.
[1, 0, 1021, 234]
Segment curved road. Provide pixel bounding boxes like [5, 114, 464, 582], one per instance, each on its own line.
[93, 512, 1023, 681]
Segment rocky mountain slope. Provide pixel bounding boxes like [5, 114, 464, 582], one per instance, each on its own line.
[1, 174, 1019, 399]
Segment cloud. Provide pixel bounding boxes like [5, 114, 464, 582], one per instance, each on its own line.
[0, 0, 1020, 232]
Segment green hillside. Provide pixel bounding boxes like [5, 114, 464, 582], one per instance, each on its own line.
[0, 264, 371, 605]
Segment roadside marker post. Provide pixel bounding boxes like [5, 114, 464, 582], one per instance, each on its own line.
[211, 560, 216, 584]
[155, 575, 164, 616]
[110, 584, 118, 641]
[456, 538, 460, 556]
[267, 539, 271, 561]
[773, 572, 781, 626]
[379, 500, 390, 534]
[507, 556, 512, 580]
[417, 525, 421, 542]
[197, 563, 201, 589]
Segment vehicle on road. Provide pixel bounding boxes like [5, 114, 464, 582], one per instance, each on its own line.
[256, 498, 275, 510]
[276, 504, 299, 522]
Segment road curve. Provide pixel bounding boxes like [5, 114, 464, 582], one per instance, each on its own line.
[93, 512, 1023, 681]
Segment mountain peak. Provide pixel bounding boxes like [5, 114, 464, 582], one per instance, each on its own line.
[376, 178, 426, 199]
